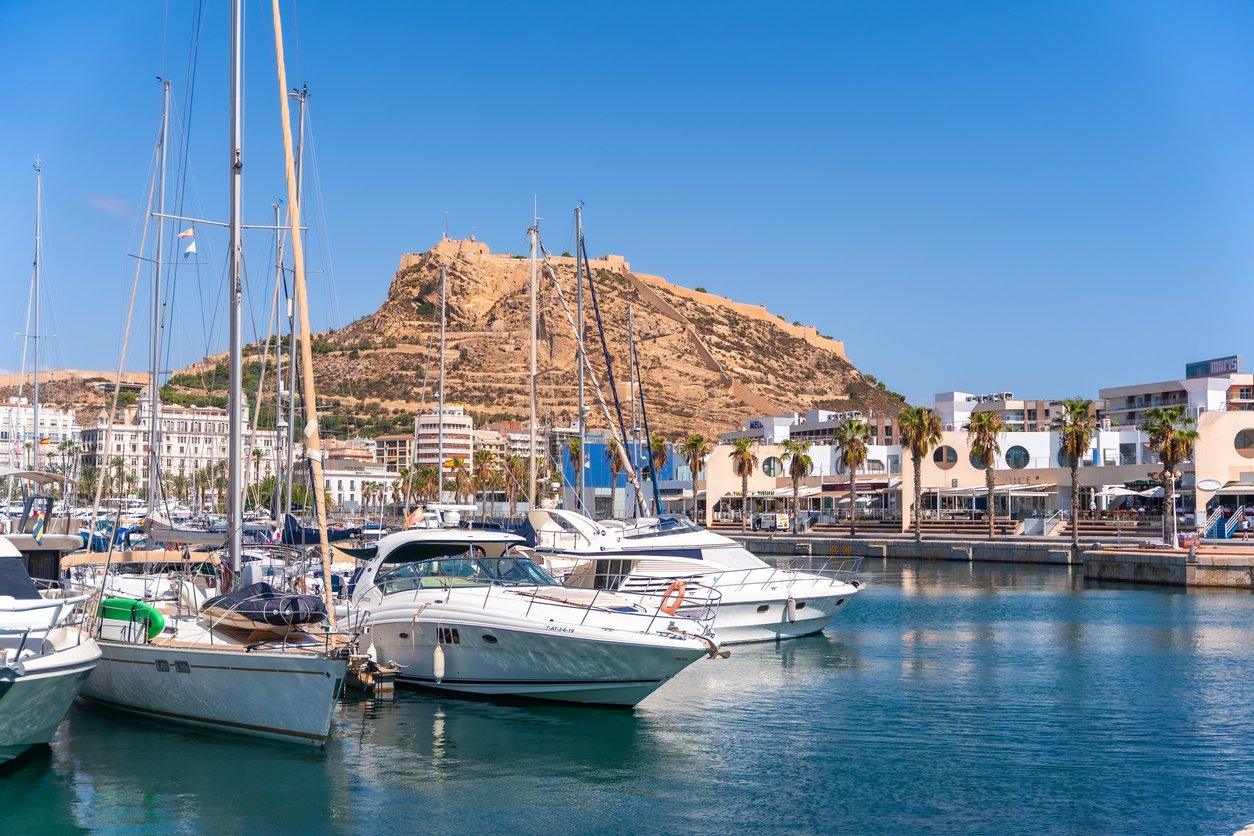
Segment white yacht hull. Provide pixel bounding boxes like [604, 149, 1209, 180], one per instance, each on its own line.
[0, 635, 100, 764]
[81, 640, 346, 747]
[370, 612, 707, 707]
[688, 590, 855, 644]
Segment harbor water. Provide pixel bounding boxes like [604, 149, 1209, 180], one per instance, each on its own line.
[4, 559, 1254, 834]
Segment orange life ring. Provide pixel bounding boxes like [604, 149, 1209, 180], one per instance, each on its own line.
[660, 580, 687, 615]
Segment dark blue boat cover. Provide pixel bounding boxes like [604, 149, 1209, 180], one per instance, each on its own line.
[202, 582, 327, 626]
[279, 514, 361, 546]
[0, 556, 40, 600]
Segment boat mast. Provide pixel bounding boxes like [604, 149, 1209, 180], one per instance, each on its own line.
[272, 201, 284, 516]
[575, 206, 585, 513]
[437, 264, 447, 502]
[31, 159, 41, 472]
[628, 303, 638, 518]
[227, 0, 244, 572]
[284, 84, 306, 519]
[528, 216, 538, 510]
[149, 80, 171, 509]
[271, 0, 335, 623]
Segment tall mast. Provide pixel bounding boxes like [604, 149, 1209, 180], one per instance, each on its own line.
[628, 303, 638, 518]
[227, 0, 244, 572]
[437, 264, 447, 502]
[574, 206, 585, 512]
[149, 80, 171, 508]
[284, 84, 306, 518]
[273, 202, 284, 516]
[528, 217, 538, 509]
[31, 159, 41, 472]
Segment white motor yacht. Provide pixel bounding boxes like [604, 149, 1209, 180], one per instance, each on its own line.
[0, 538, 100, 764]
[343, 528, 723, 707]
[527, 508, 863, 644]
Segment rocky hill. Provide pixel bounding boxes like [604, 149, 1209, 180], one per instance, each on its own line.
[293, 237, 901, 437]
[31, 238, 904, 438]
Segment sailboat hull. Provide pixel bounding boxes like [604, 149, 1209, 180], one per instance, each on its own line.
[80, 641, 346, 747]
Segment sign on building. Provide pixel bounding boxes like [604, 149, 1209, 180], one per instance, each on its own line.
[1185, 355, 1243, 379]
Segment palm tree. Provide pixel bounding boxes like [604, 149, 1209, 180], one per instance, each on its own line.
[649, 435, 669, 514]
[1144, 405, 1198, 547]
[833, 418, 871, 536]
[780, 439, 813, 534]
[898, 405, 943, 541]
[678, 434, 715, 521]
[473, 449, 496, 520]
[80, 463, 100, 505]
[449, 456, 472, 505]
[965, 412, 1005, 538]
[604, 440, 624, 520]
[1052, 399, 1096, 550]
[728, 438, 759, 533]
[503, 454, 527, 517]
[397, 466, 413, 516]
[415, 465, 439, 502]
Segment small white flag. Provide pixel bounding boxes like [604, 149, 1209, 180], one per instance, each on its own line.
[184, 240, 197, 257]
[177, 227, 195, 239]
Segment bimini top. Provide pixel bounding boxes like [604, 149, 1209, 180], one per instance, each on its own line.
[375, 528, 525, 564]
[0, 468, 74, 487]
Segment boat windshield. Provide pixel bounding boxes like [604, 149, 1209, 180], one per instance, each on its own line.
[621, 516, 703, 539]
[377, 552, 558, 594]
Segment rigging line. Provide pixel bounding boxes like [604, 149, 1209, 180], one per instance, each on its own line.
[88, 137, 160, 544]
[578, 233, 641, 515]
[303, 108, 343, 329]
[535, 240, 644, 514]
[633, 330, 662, 514]
[244, 237, 284, 511]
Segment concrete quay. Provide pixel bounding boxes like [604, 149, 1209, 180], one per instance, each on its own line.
[736, 533, 1254, 589]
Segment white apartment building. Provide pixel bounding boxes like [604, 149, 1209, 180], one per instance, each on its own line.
[414, 405, 473, 466]
[1097, 355, 1251, 428]
[322, 459, 398, 512]
[80, 396, 284, 494]
[0, 398, 79, 469]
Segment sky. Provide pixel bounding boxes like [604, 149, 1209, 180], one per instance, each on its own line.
[3, 1, 1254, 407]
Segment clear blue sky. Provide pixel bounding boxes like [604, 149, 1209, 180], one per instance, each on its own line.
[3, 1, 1254, 407]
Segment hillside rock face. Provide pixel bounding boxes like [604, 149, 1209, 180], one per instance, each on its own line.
[308, 237, 903, 437]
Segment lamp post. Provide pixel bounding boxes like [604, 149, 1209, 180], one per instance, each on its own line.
[1161, 468, 1183, 547]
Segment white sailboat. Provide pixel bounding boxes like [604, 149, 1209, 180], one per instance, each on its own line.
[79, 2, 349, 748]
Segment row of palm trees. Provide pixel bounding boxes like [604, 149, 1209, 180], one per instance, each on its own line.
[897, 401, 1196, 546]
[688, 402, 1198, 546]
[382, 453, 536, 519]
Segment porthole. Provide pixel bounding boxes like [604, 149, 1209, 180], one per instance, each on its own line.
[969, 451, 986, 470]
[756, 605, 769, 614]
[175, 661, 191, 674]
[835, 599, 845, 607]
[482, 634, 499, 644]
[398, 632, 410, 640]
[933, 445, 957, 470]
[762, 456, 784, 477]
[1057, 450, 1076, 468]
[1236, 429, 1254, 459]
[1005, 446, 1030, 470]
[155, 660, 171, 672]
[795, 601, 807, 610]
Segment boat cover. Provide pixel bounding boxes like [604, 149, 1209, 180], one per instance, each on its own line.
[201, 582, 327, 626]
[280, 514, 361, 546]
[0, 555, 40, 600]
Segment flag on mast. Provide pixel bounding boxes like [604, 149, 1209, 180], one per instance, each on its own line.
[184, 240, 197, 258]
[177, 227, 195, 239]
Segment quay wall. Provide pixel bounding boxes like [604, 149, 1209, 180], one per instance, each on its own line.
[737, 534, 1254, 588]
[735, 534, 1077, 565]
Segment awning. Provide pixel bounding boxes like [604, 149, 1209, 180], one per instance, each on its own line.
[0, 468, 74, 486]
[936, 483, 1056, 496]
[1213, 482, 1254, 496]
[1096, 487, 1140, 498]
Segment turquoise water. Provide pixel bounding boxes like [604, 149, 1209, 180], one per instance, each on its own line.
[5, 560, 1254, 835]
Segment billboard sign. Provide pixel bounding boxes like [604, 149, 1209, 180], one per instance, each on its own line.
[1185, 355, 1243, 379]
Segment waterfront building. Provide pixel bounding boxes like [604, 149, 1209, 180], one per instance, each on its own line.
[374, 434, 413, 472]
[934, 391, 1063, 433]
[324, 436, 375, 464]
[322, 459, 399, 513]
[472, 428, 506, 459]
[414, 405, 473, 467]
[0, 397, 79, 469]
[79, 396, 283, 498]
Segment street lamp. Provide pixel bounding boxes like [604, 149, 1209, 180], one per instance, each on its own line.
[1159, 468, 1183, 547]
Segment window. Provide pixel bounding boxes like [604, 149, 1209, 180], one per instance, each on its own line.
[933, 446, 958, 470]
[1005, 446, 1030, 469]
[1236, 429, 1254, 459]
[969, 451, 987, 470]
[1058, 450, 1077, 468]
[762, 456, 784, 477]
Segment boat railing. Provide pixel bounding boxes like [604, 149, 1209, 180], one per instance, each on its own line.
[0, 590, 96, 655]
[618, 557, 864, 596]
